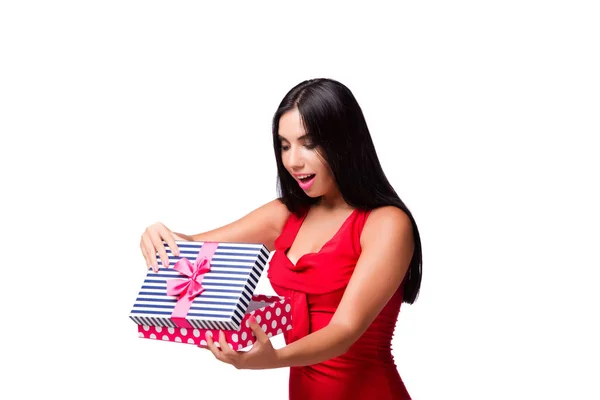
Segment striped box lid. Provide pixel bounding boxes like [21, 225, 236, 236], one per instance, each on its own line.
[130, 241, 270, 331]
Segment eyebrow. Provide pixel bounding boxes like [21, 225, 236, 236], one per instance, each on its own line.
[278, 134, 310, 142]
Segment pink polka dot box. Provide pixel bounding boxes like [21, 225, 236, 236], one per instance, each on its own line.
[130, 241, 292, 350]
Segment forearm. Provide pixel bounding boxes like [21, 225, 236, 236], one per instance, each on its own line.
[173, 199, 289, 249]
[275, 323, 355, 368]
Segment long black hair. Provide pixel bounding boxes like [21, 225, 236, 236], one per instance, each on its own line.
[271, 78, 422, 304]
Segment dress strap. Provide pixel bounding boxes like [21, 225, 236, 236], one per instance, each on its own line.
[273, 207, 308, 251]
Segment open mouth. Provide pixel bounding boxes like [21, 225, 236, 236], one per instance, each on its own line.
[298, 174, 316, 183]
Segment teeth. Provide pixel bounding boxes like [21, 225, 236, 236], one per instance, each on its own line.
[297, 174, 314, 179]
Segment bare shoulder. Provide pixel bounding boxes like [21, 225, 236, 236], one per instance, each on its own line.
[262, 198, 292, 231]
[361, 206, 413, 247]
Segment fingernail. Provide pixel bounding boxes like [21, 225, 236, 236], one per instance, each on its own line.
[249, 316, 256, 324]
[205, 331, 212, 339]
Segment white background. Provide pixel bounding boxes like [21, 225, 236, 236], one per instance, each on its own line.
[1, 1, 599, 399]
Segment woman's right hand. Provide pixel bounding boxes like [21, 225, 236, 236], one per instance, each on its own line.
[140, 222, 182, 272]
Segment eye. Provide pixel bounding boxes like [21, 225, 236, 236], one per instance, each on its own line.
[304, 142, 317, 150]
[280, 144, 290, 151]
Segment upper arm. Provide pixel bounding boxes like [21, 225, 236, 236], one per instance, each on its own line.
[189, 199, 291, 251]
[329, 206, 415, 345]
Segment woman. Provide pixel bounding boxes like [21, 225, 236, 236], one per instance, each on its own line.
[139, 78, 422, 399]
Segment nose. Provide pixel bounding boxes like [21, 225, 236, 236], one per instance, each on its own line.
[286, 145, 305, 169]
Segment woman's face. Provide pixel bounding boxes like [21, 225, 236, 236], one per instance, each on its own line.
[278, 108, 337, 198]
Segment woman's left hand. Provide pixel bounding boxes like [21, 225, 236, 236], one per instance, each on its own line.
[205, 316, 281, 370]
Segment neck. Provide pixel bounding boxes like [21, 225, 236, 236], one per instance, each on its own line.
[317, 190, 351, 211]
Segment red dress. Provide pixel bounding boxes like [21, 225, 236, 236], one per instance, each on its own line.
[267, 207, 411, 400]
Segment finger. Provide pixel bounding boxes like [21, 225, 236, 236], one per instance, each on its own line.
[207, 331, 230, 363]
[149, 230, 170, 270]
[142, 234, 158, 272]
[205, 331, 221, 358]
[248, 316, 269, 343]
[218, 330, 234, 354]
[140, 239, 147, 265]
[160, 226, 180, 258]
[218, 331, 241, 368]
[140, 241, 150, 270]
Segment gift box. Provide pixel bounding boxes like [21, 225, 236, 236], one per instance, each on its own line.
[130, 240, 292, 350]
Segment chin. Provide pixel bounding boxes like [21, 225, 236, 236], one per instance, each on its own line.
[301, 187, 322, 198]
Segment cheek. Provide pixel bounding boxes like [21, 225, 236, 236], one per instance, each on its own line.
[315, 159, 332, 177]
[280, 153, 290, 168]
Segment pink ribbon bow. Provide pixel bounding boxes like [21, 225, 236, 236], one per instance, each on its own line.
[166, 242, 219, 328]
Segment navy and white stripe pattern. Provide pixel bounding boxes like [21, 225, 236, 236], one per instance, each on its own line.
[130, 241, 269, 331]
